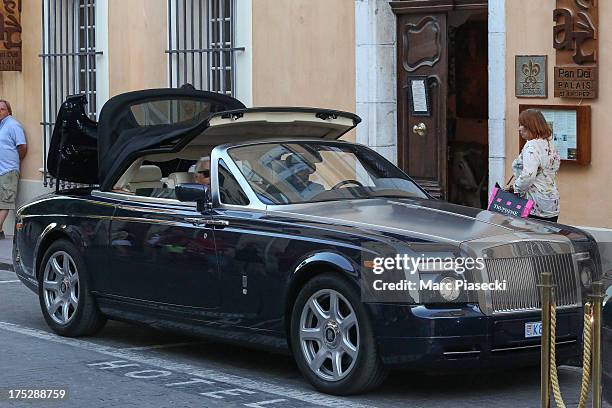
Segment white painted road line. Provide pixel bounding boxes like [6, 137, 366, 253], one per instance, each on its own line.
[0, 321, 378, 408]
[121, 341, 207, 351]
[0, 280, 19, 283]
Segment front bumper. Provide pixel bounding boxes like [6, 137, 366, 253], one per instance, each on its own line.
[368, 303, 582, 371]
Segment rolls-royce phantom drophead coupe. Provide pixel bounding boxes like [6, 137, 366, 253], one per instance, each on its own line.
[13, 88, 602, 395]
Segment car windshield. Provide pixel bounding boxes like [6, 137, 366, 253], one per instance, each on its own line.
[227, 142, 428, 205]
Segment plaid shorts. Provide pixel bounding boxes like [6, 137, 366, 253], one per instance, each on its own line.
[0, 170, 19, 210]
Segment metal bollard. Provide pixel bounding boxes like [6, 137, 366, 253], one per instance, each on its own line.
[591, 281, 604, 408]
[539, 271, 553, 408]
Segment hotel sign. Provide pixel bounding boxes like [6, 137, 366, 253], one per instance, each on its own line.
[0, 0, 21, 71]
[553, 0, 598, 99]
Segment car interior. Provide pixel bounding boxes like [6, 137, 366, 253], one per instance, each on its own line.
[103, 108, 361, 206]
[111, 145, 250, 206]
[112, 147, 207, 196]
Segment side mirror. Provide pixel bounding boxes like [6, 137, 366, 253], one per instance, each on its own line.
[176, 183, 210, 211]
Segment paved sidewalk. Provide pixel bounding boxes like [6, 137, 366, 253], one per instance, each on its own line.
[0, 235, 13, 270]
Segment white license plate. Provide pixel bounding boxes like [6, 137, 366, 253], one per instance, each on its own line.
[525, 322, 543, 338]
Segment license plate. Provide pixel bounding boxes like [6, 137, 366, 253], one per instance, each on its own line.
[525, 321, 543, 338]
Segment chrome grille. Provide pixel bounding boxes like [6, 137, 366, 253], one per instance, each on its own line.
[485, 254, 579, 313]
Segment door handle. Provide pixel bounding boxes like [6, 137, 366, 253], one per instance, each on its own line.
[412, 122, 427, 136]
[205, 220, 229, 228]
[183, 218, 229, 228]
[183, 217, 208, 226]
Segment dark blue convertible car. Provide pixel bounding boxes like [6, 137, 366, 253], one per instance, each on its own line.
[13, 88, 602, 395]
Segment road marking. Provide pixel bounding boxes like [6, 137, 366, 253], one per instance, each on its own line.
[120, 341, 206, 351]
[245, 400, 289, 408]
[0, 280, 19, 283]
[200, 388, 257, 399]
[124, 369, 173, 379]
[88, 361, 139, 370]
[165, 378, 215, 387]
[0, 321, 377, 408]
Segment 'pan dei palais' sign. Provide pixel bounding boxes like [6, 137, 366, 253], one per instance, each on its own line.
[0, 0, 21, 71]
[553, 0, 598, 99]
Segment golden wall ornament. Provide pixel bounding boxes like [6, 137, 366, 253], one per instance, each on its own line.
[0, 0, 22, 71]
[553, 0, 598, 99]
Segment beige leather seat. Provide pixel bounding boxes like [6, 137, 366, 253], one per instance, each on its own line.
[165, 172, 195, 189]
[126, 165, 162, 192]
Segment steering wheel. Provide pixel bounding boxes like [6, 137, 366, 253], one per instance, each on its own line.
[331, 179, 364, 190]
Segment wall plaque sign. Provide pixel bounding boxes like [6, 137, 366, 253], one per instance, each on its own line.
[519, 104, 591, 165]
[553, 0, 598, 99]
[515, 55, 547, 98]
[554, 66, 597, 98]
[0, 0, 22, 71]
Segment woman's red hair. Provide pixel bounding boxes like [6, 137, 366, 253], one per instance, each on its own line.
[519, 109, 552, 139]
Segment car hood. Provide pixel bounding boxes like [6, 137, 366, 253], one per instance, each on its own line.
[272, 197, 587, 245]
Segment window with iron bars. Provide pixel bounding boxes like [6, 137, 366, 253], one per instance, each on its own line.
[167, 0, 241, 95]
[41, 0, 99, 187]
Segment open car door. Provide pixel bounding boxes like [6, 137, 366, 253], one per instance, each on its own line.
[47, 95, 99, 184]
[47, 88, 245, 187]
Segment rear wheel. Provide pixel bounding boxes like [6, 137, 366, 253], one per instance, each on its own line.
[290, 274, 387, 395]
[38, 239, 106, 336]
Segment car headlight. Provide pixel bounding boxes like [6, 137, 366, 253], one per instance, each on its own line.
[438, 276, 462, 302]
[580, 265, 593, 289]
[603, 270, 611, 307]
[574, 252, 596, 290]
[418, 271, 471, 304]
[417, 257, 481, 305]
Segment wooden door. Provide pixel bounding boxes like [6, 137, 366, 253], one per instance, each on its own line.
[397, 13, 448, 199]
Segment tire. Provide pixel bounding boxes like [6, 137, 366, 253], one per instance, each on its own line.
[38, 239, 106, 337]
[290, 273, 387, 395]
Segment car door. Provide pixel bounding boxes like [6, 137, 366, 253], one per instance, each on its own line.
[102, 194, 221, 310]
[207, 158, 280, 327]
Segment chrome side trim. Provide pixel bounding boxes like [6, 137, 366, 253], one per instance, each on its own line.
[110, 216, 190, 227]
[491, 339, 576, 352]
[443, 350, 481, 356]
[92, 190, 197, 208]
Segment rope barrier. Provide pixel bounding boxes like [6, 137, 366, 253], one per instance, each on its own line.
[548, 299, 593, 408]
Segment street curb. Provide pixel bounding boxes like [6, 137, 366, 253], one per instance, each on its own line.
[0, 262, 14, 272]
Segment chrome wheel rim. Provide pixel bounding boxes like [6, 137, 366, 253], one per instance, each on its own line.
[299, 289, 359, 382]
[42, 251, 79, 325]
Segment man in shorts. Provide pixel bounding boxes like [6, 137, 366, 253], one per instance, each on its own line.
[0, 100, 27, 239]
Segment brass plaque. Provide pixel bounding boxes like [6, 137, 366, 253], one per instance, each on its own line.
[0, 0, 22, 71]
[554, 66, 597, 98]
[515, 55, 547, 98]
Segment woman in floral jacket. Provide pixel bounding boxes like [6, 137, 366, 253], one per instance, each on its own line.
[512, 109, 561, 222]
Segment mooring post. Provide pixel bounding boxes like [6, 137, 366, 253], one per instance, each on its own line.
[539, 272, 553, 408]
[591, 281, 604, 408]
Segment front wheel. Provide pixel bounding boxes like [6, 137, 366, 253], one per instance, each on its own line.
[38, 239, 106, 337]
[290, 274, 387, 395]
